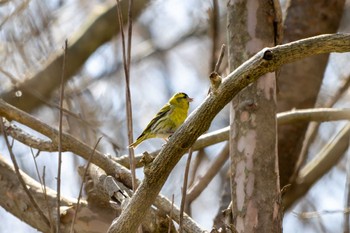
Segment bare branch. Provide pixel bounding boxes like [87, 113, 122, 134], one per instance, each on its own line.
[283, 123, 350, 209]
[0, 98, 134, 188]
[294, 207, 350, 219]
[0, 119, 51, 229]
[154, 194, 204, 233]
[0, 98, 205, 233]
[277, 108, 350, 125]
[116, 108, 350, 169]
[214, 44, 226, 73]
[116, 0, 137, 192]
[2, 119, 56, 151]
[30, 149, 55, 232]
[0, 154, 113, 232]
[108, 34, 350, 233]
[87, 163, 203, 233]
[179, 148, 193, 233]
[57, 39, 68, 233]
[1, 0, 149, 112]
[168, 194, 175, 233]
[70, 137, 102, 233]
[293, 76, 350, 182]
[210, 0, 219, 71]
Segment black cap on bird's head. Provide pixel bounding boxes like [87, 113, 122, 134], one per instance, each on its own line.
[176, 92, 193, 102]
[169, 92, 193, 105]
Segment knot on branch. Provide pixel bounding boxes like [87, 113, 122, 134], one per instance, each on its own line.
[263, 50, 273, 60]
[141, 151, 154, 176]
[209, 71, 222, 95]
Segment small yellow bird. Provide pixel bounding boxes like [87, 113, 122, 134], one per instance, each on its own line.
[129, 92, 193, 148]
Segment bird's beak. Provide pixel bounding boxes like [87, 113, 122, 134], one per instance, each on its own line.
[187, 96, 193, 102]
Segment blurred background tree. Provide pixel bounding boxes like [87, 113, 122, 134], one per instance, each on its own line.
[0, 0, 350, 232]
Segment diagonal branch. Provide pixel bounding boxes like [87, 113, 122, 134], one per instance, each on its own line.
[2, 70, 350, 232]
[0, 98, 205, 233]
[0, 98, 134, 188]
[0, 153, 113, 233]
[0, 119, 51, 229]
[283, 122, 350, 209]
[107, 33, 350, 233]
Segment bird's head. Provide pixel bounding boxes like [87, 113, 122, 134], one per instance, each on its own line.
[169, 92, 193, 108]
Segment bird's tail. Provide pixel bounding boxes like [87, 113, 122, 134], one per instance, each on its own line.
[128, 134, 147, 148]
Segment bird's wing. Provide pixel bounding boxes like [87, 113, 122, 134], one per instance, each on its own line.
[142, 103, 173, 133]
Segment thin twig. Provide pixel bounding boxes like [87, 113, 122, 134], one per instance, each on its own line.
[200, 39, 225, 200]
[302, 200, 328, 233]
[126, 0, 133, 71]
[214, 44, 226, 73]
[168, 194, 174, 233]
[57, 39, 68, 233]
[70, 137, 103, 233]
[294, 206, 350, 219]
[31, 148, 44, 185]
[126, 0, 137, 192]
[117, 1, 140, 231]
[42, 166, 55, 233]
[116, 0, 137, 192]
[0, 119, 51, 228]
[30, 149, 55, 232]
[210, 0, 219, 71]
[116, 1, 127, 76]
[179, 148, 193, 233]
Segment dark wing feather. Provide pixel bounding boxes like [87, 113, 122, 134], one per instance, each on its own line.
[136, 103, 172, 139]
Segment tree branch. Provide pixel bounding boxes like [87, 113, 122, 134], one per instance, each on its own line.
[3, 103, 350, 171]
[0, 98, 134, 188]
[0, 98, 205, 233]
[283, 122, 350, 209]
[0, 119, 51, 230]
[277, 0, 345, 188]
[107, 34, 350, 233]
[1, 0, 149, 112]
[0, 154, 113, 232]
[277, 108, 350, 125]
[116, 108, 350, 168]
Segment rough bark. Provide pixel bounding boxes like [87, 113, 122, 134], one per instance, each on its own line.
[0, 154, 113, 232]
[106, 33, 350, 233]
[0, 99, 204, 233]
[278, 0, 346, 187]
[227, 0, 281, 232]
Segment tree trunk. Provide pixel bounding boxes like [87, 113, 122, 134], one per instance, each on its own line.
[227, 0, 282, 232]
